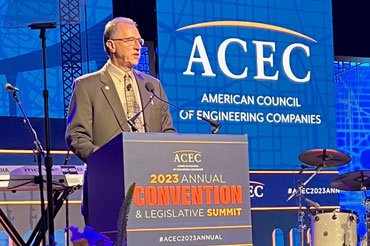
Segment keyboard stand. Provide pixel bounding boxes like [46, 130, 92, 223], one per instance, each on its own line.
[0, 186, 80, 246]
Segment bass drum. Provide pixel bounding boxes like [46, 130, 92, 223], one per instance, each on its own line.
[310, 209, 358, 246]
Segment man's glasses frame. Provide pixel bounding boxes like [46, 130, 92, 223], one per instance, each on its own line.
[111, 37, 144, 46]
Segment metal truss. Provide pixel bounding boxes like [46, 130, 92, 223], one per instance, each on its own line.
[59, 0, 83, 118]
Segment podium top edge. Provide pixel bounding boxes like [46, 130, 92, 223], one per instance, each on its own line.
[118, 132, 248, 143]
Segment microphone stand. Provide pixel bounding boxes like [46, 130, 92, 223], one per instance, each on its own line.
[29, 22, 57, 246]
[63, 147, 71, 246]
[147, 87, 222, 134]
[10, 90, 46, 246]
[127, 95, 154, 132]
[127, 120, 138, 132]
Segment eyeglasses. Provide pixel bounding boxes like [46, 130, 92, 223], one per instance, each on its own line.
[111, 37, 144, 46]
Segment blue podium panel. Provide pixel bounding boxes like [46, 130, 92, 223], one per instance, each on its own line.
[88, 132, 251, 246]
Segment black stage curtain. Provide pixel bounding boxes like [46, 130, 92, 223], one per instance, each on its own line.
[112, 0, 157, 43]
[111, 1, 370, 58]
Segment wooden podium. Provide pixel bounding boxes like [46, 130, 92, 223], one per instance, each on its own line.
[87, 132, 252, 246]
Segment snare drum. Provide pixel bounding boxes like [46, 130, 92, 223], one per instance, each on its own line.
[310, 209, 358, 246]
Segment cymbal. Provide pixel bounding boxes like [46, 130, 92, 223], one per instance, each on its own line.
[331, 170, 370, 191]
[298, 149, 351, 167]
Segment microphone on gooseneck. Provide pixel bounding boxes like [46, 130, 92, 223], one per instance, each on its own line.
[63, 144, 71, 165]
[145, 82, 155, 93]
[4, 83, 20, 92]
[145, 82, 222, 134]
[127, 86, 154, 132]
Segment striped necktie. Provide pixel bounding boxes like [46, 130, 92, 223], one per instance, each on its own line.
[124, 74, 145, 132]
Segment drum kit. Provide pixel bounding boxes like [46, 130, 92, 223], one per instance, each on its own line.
[288, 149, 370, 246]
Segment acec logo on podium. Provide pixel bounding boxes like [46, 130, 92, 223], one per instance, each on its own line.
[173, 150, 202, 163]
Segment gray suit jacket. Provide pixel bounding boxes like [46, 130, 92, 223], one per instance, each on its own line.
[65, 62, 175, 162]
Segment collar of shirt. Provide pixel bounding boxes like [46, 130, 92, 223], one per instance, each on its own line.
[107, 59, 134, 83]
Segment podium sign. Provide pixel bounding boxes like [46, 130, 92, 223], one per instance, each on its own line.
[88, 133, 252, 246]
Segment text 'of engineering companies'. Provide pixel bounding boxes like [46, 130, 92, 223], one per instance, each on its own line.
[179, 93, 321, 124]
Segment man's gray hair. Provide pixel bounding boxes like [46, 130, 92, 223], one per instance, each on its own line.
[103, 17, 137, 55]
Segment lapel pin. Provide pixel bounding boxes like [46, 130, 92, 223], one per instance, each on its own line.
[105, 86, 110, 90]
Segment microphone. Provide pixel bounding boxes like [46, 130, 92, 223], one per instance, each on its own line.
[63, 145, 71, 165]
[145, 82, 222, 134]
[127, 87, 154, 132]
[145, 82, 155, 93]
[303, 197, 320, 210]
[126, 83, 132, 91]
[4, 83, 20, 92]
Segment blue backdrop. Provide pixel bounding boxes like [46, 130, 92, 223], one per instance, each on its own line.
[0, 1, 369, 245]
[0, 0, 112, 119]
[156, 0, 337, 170]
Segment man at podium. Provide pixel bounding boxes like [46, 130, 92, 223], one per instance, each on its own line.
[65, 17, 175, 163]
[65, 17, 175, 224]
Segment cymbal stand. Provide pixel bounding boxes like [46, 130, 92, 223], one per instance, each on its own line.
[287, 166, 323, 246]
[362, 188, 370, 246]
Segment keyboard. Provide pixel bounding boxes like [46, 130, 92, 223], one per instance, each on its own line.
[0, 165, 85, 191]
